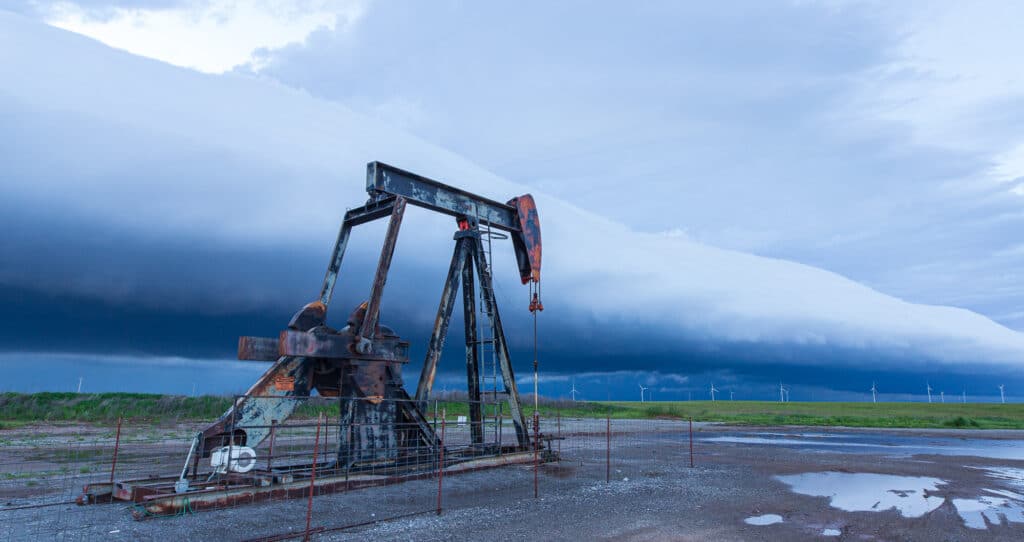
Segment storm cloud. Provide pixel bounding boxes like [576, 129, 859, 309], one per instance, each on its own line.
[1, 5, 1023, 399]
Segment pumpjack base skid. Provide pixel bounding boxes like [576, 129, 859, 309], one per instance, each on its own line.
[79, 447, 558, 519]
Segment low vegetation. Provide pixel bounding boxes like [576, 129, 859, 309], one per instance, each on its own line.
[1, 392, 1022, 429]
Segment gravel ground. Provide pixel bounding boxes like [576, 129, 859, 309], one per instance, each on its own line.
[2, 421, 1023, 541]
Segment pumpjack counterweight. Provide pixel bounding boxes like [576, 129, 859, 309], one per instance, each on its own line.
[79, 162, 547, 515]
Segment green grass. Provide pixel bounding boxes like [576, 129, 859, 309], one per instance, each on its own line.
[535, 400, 1024, 430]
[1, 393, 1022, 429]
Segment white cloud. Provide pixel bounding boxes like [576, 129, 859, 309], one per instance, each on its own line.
[3, 10, 1024, 372]
[42, 0, 365, 73]
[851, 2, 1024, 170]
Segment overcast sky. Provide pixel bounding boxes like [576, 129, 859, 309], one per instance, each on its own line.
[2, 1, 1023, 399]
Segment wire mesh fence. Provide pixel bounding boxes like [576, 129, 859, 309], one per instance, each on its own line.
[0, 398, 704, 541]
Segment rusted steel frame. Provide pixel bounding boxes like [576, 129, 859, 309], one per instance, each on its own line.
[109, 416, 122, 484]
[461, 254, 483, 445]
[414, 238, 468, 401]
[358, 196, 407, 343]
[394, 388, 438, 448]
[199, 357, 312, 456]
[130, 451, 539, 519]
[318, 197, 397, 308]
[366, 162, 520, 232]
[318, 221, 352, 309]
[469, 234, 529, 447]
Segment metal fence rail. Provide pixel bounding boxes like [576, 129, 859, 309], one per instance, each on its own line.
[0, 399, 701, 541]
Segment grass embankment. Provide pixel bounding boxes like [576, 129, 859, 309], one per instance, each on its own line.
[436, 400, 1024, 430]
[0, 392, 335, 428]
[1, 393, 1022, 429]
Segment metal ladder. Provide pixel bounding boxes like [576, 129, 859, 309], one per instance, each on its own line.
[476, 218, 507, 442]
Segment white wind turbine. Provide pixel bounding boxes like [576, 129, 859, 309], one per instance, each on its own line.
[729, 389, 735, 401]
[569, 378, 580, 402]
[999, 384, 1006, 404]
[774, 381, 790, 401]
[709, 383, 718, 402]
[639, 384, 648, 403]
[940, 391, 945, 403]
[870, 382, 877, 403]
[962, 388, 966, 403]
[77, 376, 83, 394]
[926, 382, 933, 403]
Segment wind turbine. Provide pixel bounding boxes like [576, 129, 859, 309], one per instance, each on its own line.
[870, 382, 877, 403]
[569, 378, 580, 402]
[779, 382, 786, 403]
[926, 382, 933, 403]
[962, 388, 966, 404]
[709, 383, 718, 402]
[999, 384, 1006, 404]
[940, 391, 945, 403]
[639, 384, 648, 403]
[730, 389, 735, 401]
[77, 376, 83, 394]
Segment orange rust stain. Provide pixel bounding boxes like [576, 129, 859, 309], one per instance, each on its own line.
[272, 374, 295, 392]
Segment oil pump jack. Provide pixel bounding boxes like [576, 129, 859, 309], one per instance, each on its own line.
[80, 162, 546, 514]
[201, 160, 542, 463]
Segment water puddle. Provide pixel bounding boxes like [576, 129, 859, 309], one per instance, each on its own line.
[775, 472, 946, 518]
[778, 470, 1024, 531]
[972, 466, 1024, 489]
[705, 433, 1024, 460]
[744, 514, 783, 526]
[953, 492, 1024, 530]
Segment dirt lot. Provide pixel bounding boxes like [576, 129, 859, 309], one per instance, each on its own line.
[1, 420, 1023, 541]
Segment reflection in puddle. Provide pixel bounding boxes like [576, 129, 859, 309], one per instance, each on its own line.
[974, 466, 1024, 489]
[744, 514, 782, 526]
[775, 472, 946, 518]
[953, 488, 1024, 530]
[703, 433, 1024, 460]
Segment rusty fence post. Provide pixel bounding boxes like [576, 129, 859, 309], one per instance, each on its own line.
[304, 413, 323, 542]
[109, 416, 123, 485]
[437, 408, 446, 515]
[605, 414, 610, 484]
[266, 420, 278, 471]
[556, 412, 561, 457]
[689, 417, 694, 468]
[533, 411, 540, 499]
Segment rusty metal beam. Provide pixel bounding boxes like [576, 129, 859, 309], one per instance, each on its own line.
[414, 237, 468, 402]
[461, 252, 483, 445]
[367, 162, 520, 232]
[359, 196, 407, 344]
[319, 197, 397, 308]
[278, 330, 409, 362]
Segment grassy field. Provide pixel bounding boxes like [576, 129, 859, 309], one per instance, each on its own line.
[1, 392, 1023, 429]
